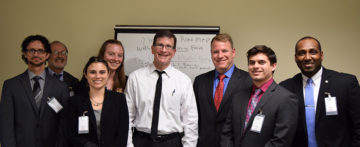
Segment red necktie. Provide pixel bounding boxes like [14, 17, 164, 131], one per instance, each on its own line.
[214, 74, 226, 111]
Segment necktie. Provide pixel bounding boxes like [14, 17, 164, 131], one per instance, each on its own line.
[53, 73, 62, 80]
[305, 78, 317, 147]
[151, 70, 165, 140]
[245, 88, 262, 128]
[32, 76, 41, 108]
[214, 74, 226, 111]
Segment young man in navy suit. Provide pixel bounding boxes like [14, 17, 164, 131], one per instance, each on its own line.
[193, 33, 252, 147]
[221, 45, 298, 147]
[280, 36, 360, 147]
[0, 35, 69, 147]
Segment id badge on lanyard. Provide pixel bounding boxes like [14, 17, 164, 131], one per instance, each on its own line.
[78, 111, 89, 134]
[324, 92, 338, 116]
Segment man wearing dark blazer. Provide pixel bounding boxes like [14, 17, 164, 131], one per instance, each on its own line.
[280, 36, 360, 147]
[221, 45, 298, 147]
[194, 33, 252, 147]
[0, 35, 69, 147]
[47, 40, 79, 96]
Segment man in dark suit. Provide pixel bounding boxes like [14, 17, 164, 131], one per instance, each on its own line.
[47, 40, 79, 96]
[280, 36, 360, 147]
[221, 45, 298, 147]
[0, 35, 69, 147]
[194, 33, 252, 147]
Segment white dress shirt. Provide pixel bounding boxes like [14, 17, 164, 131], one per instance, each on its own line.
[125, 64, 198, 147]
[301, 67, 323, 110]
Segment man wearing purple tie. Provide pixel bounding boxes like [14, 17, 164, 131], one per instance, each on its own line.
[221, 45, 298, 147]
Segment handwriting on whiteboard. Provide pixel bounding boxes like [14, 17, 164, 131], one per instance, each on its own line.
[117, 33, 216, 81]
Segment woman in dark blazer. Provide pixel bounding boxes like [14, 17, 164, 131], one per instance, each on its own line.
[67, 56, 129, 147]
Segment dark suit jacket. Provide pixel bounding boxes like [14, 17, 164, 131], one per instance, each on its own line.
[63, 70, 79, 93]
[221, 81, 298, 147]
[67, 90, 129, 147]
[193, 66, 252, 147]
[280, 68, 360, 147]
[46, 67, 79, 94]
[0, 70, 69, 147]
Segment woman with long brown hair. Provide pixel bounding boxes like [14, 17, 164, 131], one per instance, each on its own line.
[97, 39, 126, 93]
[75, 39, 126, 94]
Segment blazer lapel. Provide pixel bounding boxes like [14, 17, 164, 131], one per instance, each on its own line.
[316, 68, 331, 123]
[239, 86, 252, 135]
[217, 68, 239, 114]
[244, 82, 277, 134]
[19, 71, 40, 115]
[63, 71, 71, 85]
[81, 93, 98, 141]
[294, 74, 308, 134]
[39, 73, 54, 118]
[206, 70, 217, 115]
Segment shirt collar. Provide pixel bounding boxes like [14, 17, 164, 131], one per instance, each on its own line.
[215, 64, 235, 78]
[28, 69, 46, 80]
[150, 63, 172, 78]
[47, 67, 64, 76]
[252, 78, 274, 93]
[301, 67, 323, 87]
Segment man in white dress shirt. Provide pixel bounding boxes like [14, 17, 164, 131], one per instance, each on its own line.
[125, 30, 198, 147]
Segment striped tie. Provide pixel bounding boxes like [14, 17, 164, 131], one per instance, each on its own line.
[32, 76, 41, 108]
[245, 88, 262, 128]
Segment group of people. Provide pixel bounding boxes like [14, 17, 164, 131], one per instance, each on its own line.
[0, 30, 359, 147]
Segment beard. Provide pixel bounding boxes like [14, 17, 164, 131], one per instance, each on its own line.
[29, 60, 45, 66]
[28, 57, 46, 66]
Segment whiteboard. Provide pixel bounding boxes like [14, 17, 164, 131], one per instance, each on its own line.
[115, 25, 220, 81]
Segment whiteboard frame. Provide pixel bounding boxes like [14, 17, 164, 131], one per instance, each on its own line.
[114, 25, 220, 80]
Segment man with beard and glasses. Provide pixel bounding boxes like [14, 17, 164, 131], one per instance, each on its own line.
[0, 35, 69, 147]
[47, 41, 79, 96]
[280, 36, 360, 147]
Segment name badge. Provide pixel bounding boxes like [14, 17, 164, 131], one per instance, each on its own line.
[324, 92, 338, 116]
[250, 114, 265, 133]
[78, 111, 89, 134]
[69, 87, 75, 97]
[47, 97, 63, 113]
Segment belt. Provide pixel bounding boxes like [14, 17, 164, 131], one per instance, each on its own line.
[133, 128, 184, 142]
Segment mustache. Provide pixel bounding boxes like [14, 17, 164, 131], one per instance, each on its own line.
[31, 57, 41, 60]
[55, 57, 64, 61]
[302, 61, 313, 64]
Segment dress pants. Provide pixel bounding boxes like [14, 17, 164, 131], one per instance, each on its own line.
[133, 131, 182, 147]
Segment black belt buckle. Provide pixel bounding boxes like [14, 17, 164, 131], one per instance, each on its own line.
[152, 135, 165, 142]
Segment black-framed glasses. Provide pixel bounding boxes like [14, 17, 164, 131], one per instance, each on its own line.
[26, 49, 46, 54]
[52, 50, 68, 56]
[154, 44, 174, 50]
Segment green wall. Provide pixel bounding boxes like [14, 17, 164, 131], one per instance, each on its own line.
[1, 0, 359, 91]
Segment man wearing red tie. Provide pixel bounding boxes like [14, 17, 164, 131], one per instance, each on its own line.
[193, 33, 252, 147]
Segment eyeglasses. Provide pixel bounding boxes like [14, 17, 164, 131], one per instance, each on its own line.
[26, 49, 46, 54]
[52, 50, 68, 56]
[154, 44, 174, 50]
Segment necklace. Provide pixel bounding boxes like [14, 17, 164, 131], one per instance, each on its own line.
[90, 98, 103, 106]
